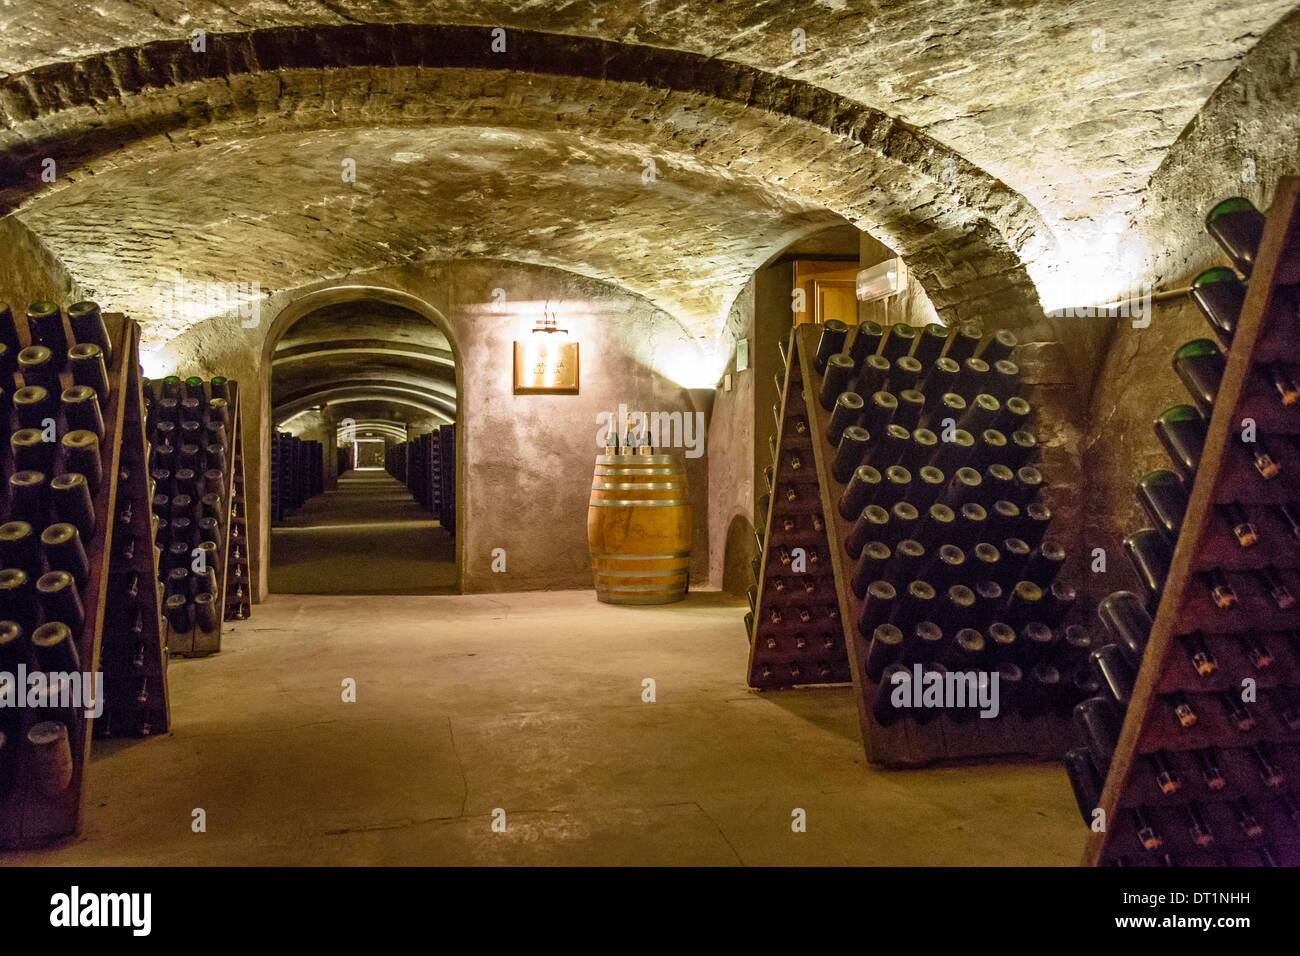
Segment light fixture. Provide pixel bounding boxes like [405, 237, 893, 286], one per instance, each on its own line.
[856, 257, 908, 303]
[531, 309, 568, 335]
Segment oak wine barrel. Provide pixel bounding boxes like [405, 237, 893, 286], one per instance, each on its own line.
[587, 454, 692, 604]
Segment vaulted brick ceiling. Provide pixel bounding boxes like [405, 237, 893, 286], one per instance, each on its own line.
[0, 2, 1294, 356]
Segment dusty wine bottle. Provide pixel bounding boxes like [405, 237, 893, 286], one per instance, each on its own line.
[856, 353, 891, 396]
[887, 539, 927, 586]
[36, 570, 85, 633]
[40, 523, 90, 589]
[1073, 696, 1123, 776]
[875, 464, 912, 511]
[825, 425, 867, 484]
[852, 541, 893, 598]
[826, 391, 864, 446]
[1098, 591, 1152, 668]
[846, 505, 890, 560]
[1000, 537, 1032, 584]
[25, 301, 66, 353]
[1205, 569, 1237, 608]
[1064, 748, 1104, 824]
[1189, 266, 1244, 347]
[892, 580, 937, 633]
[68, 343, 110, 401]
[1136, 470, 1188, 542]
[1154, 405, 1207, 483]
[1172, 339, 1225, 416]
[1090, 643, 1136, 706]
[881, 322, 916, 361]
[912, 464, 945, 508]
[820, 352, 857, 410]
[920, 356, 960, 403]
[901, 428, 938, 471]
[61, 430, 103, 494]
[889, 355, 923, 393]
[894, 388, 926, 432]
[865, 623, 904, 681]
[814, 320, 850, 374]
[1124, 529, 1173, 610]
[873, 664, 910, 726]
[858, 580, 898, 638]
[849, 321, 885, 364]
[838, 464, 883, 520]
[946, 321, 984, 363]
[1205, 196, 1265, 276]
[1181, 632, 1218, 677]
[931, 429, 975, 475]
[1269, 364, 1299, 406]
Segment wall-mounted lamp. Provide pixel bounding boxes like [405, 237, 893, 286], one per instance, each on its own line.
[514, 308, 579, 393]
[856, 257, 908, 303]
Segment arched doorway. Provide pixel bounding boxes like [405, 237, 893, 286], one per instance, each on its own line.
[262, 286, 464, 594]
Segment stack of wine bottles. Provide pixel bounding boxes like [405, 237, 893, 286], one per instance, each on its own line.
[142, 375, 243, 657]
[751, 318, 1083, 766]
[224, 421, 249, 623]
[745, 331, 851, 687]
[270, 432, 323, 524]
[0, 301, 167, 848]
[1073, 181, 1300, 866]
[387, 426, 456, 534]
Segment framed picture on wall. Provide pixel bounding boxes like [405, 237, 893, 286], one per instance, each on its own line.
[513, 339, 580, 393]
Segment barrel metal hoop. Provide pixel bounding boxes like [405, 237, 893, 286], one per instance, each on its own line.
[591, 481, 686, 490]
[588, 499, 690, 507]
[590, 551, 692, 560]
[595, 455, 680, 465]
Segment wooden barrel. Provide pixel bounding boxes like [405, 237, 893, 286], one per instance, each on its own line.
[587, 454, 692, 604]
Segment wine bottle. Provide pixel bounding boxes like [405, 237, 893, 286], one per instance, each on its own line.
[891, 389, 924, 433]
[25, 301, 66, 353]
[889, 356, 923, 393]
[873, 664, 910, 726]
[981, 464, 1016, 506]
[1154, 405, 1207, 483]
[900, 428, 938, 471]
[1205, 569, 1237, 608]
[1268, 364, 1299, 406]
[1172, 339, 1225, 416]
[873, 424, 912, 470]
[862, 390, 898, 436]
[906, 621, 945, 665]
[814, 320, 850, 373]
[1136, 470, 1188, 542]
[1073, 696, 1123, 776]
[913, 322, 948, 365]
[68, 343, 111, 401]
[920, 356, 960, 403]
[882, 502, 920, 550]
[887, 539, 926, 586]
[1024, 541, 1066, 588]
[1189, 266, 1244, 347]
[40, 523, 90, 589]
[946, 321, 983, 363]
[832, 425, 870, 483]
[1168, 691, 1198, 728]
[36, 570, 85, 633]
[1180, 632, 1218, 677]
[865, 623, 904, 681]
[826, 391, 864, 445]
[1242, 633, 1274, 670]
[987, 359, 1018, 402]
[1000, 537, 1031, 585]
[1218, 501, 1257, 547]
[931, 429, 975, 476]
[846, 505, 890, 560]
[1043, 580, 1077, 626]
[852, 541, 892, 598]
[973, 581, 1004, 627]
[1064, 748, 1104, 824]
[858, 580, 898, 638]
[1019, 621, 1056, 667]
[955, 358, 991, 400]
[1090, 643, 1136, 706]
[848, 321, 885, 365]
[1124, 529, 1173, 610]
[917, 503, 956, 550]
[1148, 750, 1179, 795]
[1241, 434, 1282, 480]
[954, 502, 987, 550]
[1183, 804, 1214, 847]
[1232, 798, 1264, 839]
[31, 620, 79, 672]
[1205, 196, 1265, 276]
[839, 464, 883, 520]
[819, 352, 857, 410]
[857, 354, 891, 396]
[875, 464, 912, 511]
[891, 580, 937, 633]
[1258, 567, 1294, 608]
[881, 322, 916, 361]
[1197, 748, 1226, 791]
[913, 464, 945, 508]
[68, 300, 112, 362]
[1248, 743, 1284, 788]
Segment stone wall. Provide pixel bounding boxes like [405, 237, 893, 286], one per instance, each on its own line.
[152, 259, 711, 599]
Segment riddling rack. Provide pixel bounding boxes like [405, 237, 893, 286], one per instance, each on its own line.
[0, 302, 168, 848]
[387, 426, 456, 535]
[143, 376, 245, 657]
[751, 319, 1088, 767]
[224, 417, 249, 622]
[745, 331, 851, 687]
[1076, 178, 1300, 867]
[270, 432, 322, 524]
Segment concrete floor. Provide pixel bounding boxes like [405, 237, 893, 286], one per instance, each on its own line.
[3, 588, 1085, 866]
[269, 469, 456, 594]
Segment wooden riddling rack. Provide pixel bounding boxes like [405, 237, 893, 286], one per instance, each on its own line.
[269, 431, 322, 525]
[744, 333, 852, 687]
[750, 320, 1088, 767]
[0, 305, 168, 848]
[143, 377, 245, 657]
[1082, 178, 1300, 866]
[224, 416, 249, 622]
[387, 426, 456, 535]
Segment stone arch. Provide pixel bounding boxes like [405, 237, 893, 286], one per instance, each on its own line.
[263, 283, 466, 593]
[0, 24, 1056, 331]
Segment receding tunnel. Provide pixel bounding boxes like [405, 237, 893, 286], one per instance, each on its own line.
[268, 295, 458, 595]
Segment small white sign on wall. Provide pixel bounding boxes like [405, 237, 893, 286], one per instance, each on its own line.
[736, 339, 750, 372]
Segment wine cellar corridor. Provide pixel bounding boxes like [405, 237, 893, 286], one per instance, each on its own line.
[1, 1, 1300, 889]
